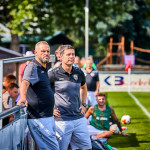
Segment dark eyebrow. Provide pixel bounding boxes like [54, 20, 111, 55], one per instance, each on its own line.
[41, 49, 50, 51]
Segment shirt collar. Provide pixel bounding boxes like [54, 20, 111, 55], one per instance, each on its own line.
[86, 68, 94, 73]
[59, 64, 74, 74]
[32, 59, 48, 71]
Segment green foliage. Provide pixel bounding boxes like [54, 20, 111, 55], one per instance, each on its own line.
[0, 1, 137, 38]
[0, 0, 150, 58]
[110, 0, 150, 63]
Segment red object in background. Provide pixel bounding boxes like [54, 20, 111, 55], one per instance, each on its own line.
[122, 126, 127, 130]
[125, 60, 131, 73]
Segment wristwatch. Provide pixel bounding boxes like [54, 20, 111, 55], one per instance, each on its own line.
[82, 103, 87, 107]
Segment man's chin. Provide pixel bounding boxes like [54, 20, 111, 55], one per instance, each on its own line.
[42, 59, 49, 63]
[98, 104, 104, 106]
[45, 59, 49, 63]
[67, 63, 74, 66]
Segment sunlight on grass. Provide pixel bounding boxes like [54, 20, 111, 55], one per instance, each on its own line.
[106, 92, 150, 150]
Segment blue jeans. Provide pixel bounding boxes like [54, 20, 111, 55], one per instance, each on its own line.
[55, 117, 92, 150]
[28, 116, 59, 150]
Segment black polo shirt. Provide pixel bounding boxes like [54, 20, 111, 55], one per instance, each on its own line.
[48, 65, 85, 121]
[23, 59, 54, 119]
[82, 68, 99, 91]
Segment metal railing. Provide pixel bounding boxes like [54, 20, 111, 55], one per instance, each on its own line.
[0, 55, 55, 127]
[0, 104, 25, 121]
[0, 55, 55, 149]
[0, 105, 35, 150]
[0, 56, 35, 128]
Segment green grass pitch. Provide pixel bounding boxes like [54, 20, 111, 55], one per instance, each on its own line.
[106, 92, 150, 150]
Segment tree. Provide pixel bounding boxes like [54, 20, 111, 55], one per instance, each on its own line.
[0, 0, 138, 56]
[0, 0, 39, 52]
[109, 0, 150, 64]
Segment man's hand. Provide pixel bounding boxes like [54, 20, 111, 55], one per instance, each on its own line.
[79, 105, 87, 115]
[18, 80, 30, 107]
[109, 125, 116, 134]
[53, 108, 60, 118]
[121, 132, 130, 136]
[94, 90, 98, 96]
[17, 99, 28, 107]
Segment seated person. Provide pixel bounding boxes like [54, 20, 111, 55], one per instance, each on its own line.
[85, 92, 128, 140]
[3, 86, 6, 94]
[3, 73, 16, 90]
[2, 83, 19, 126]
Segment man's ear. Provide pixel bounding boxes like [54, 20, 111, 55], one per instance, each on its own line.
[34, 50, 37, 56]
[7, 88, 10, 93]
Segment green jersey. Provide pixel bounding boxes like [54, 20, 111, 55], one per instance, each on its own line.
[90, 104, 111, 130]
[83, 63, 97, 70]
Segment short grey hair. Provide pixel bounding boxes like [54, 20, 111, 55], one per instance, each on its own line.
[35, 41, 49, 50]
[59, 45, 74, 56]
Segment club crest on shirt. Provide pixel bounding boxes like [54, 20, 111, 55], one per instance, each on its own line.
[84, 72, 87, 76]
[90, 72, 95, 77]
[73, 74, 78, 80]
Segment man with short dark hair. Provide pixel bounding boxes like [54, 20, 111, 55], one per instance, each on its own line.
[48, 45, 92, 150]
[17, 41, 59, 150]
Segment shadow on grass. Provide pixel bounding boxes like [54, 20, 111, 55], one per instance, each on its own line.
[108, 133, 141, 148]
[112, 105, 136, 108]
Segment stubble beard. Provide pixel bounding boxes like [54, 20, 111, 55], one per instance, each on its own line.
[39, 57, 49, 64]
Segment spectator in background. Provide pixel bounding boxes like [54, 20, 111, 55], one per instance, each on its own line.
[3, 83, 19, 110]
[80, 57, 86, 68]
[82, 57, 100, 106]
[2, 83, 19, 126]
[73, 56, 80, 68]
[55, 45, 62, 62]
[53, 45, 63, 68]
[18, 51, 34, 86]
[3, 73, 16, 90]
[83, 56, 97, 70]
[3, 86, 6, 94]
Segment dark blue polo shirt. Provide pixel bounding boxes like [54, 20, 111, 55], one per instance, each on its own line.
[82, 68, 99, 91]
[23, 59, 54, 119]
[48, 65, 85, 121]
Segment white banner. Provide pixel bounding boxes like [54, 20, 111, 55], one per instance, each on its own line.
[99, 74, 150, 92]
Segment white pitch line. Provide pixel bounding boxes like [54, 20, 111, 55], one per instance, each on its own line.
[128, 92, 150, 119]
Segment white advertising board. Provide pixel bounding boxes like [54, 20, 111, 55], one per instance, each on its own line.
[99, 74, 150, 92]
